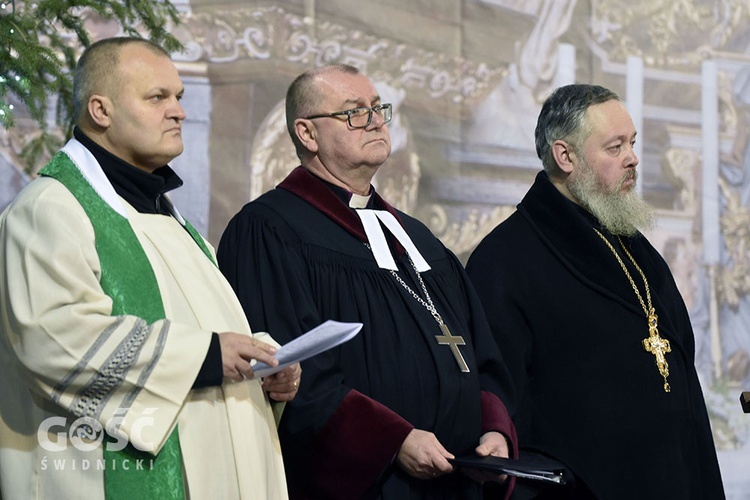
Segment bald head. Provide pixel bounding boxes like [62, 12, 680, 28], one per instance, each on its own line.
[73, 37, 171, 126]
[285, 64, 361, 157]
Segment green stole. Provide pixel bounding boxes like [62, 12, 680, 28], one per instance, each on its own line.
[40, 151, 214, 499]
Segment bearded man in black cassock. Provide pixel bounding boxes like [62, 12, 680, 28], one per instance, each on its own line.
[217, 64, 517, 499]
[467, 84, 725, 499]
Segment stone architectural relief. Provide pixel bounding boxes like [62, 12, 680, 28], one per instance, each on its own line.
[661, 146, 699, 212]
[174, 6, 505, 109]
[415, 203, 512, 257]
[248, 101, 298, 202]
[588, 0, 749, 68]
[174, 4, 513, 250]
[717, 176, 750, 310]
[518, 0, 577, 91]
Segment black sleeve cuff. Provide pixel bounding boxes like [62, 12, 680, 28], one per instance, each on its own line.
[192, 332, 224, 388]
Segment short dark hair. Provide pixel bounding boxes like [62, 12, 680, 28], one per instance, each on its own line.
[73, 37, 171, 124]
[285, 64, 361, 158]
[535, 84, 619, 174]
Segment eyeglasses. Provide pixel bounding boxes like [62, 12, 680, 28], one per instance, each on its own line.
[304, 103, 392, 129]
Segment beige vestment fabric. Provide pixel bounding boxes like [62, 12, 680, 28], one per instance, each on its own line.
[0, 168, 287, 499]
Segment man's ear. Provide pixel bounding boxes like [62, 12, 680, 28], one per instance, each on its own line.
[294, 118, 319, 154]
[552, 139, 575, 174]
[87, 95, 112, 128]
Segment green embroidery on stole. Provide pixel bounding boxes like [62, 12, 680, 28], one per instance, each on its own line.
[183, 221, 216, 266]
[41, 152, 212, 499]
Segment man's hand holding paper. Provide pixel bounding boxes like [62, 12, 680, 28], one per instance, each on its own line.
[252, 320, 363, 377]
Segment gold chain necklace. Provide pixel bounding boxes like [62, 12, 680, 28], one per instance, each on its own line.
[593, 229, 672, 392]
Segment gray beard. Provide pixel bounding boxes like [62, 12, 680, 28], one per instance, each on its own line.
[568, 157, 654, 236]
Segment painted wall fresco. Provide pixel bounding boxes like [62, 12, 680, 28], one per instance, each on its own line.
[2, 0, 749, 496]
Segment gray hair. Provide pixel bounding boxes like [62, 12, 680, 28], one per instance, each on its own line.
[535, 84, 620, 174]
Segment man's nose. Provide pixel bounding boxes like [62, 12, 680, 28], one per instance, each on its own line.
[170, 99, 186, 120]
[625, 143, 639, 167]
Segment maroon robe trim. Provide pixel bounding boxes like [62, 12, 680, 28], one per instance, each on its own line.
[279, 166, 516, 497]
[278, 166, 406, 257]
[308, 389, 414, 499]
[480, 390, 518, 458]
[277, 167, 413, 497]
[481, 390, 519, 499]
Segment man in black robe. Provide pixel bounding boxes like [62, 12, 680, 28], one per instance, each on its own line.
[217, 64, 517, 499]
[467, 84, 725, 499]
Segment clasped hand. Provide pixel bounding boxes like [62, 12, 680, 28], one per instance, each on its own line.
[396, 429, 509, 483]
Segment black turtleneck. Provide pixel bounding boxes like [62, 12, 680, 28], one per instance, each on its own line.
[73, 128, 222, 388]
[73, 128, 183, 215]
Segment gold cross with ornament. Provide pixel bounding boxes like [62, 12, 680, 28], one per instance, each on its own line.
[642, 308, 671, 392]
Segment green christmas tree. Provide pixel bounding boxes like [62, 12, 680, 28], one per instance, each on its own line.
[0, 0, 183, 173]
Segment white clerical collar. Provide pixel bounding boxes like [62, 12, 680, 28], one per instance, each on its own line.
[356, 209, 431, 272]
[348, 192, 371, 209]
[60, 138, 186, 225]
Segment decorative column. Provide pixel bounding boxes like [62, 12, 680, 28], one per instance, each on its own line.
[626, 56, 644, 196]
[554, 43, 576, 88]
[169, 67, 212, 236]
[701, 59, 722, 381]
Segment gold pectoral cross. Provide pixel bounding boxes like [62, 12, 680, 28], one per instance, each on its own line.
[641, 308, 671, 393]
[435, 323, 470, 373]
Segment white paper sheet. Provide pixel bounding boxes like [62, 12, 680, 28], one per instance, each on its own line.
[252, 320, 363, 377]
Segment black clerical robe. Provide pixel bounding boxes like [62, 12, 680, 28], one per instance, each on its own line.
[218, 167, 517, 500]
[466, 171, 725, 499]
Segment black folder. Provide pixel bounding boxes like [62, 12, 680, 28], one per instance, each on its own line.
[449, 452, 573, 485]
